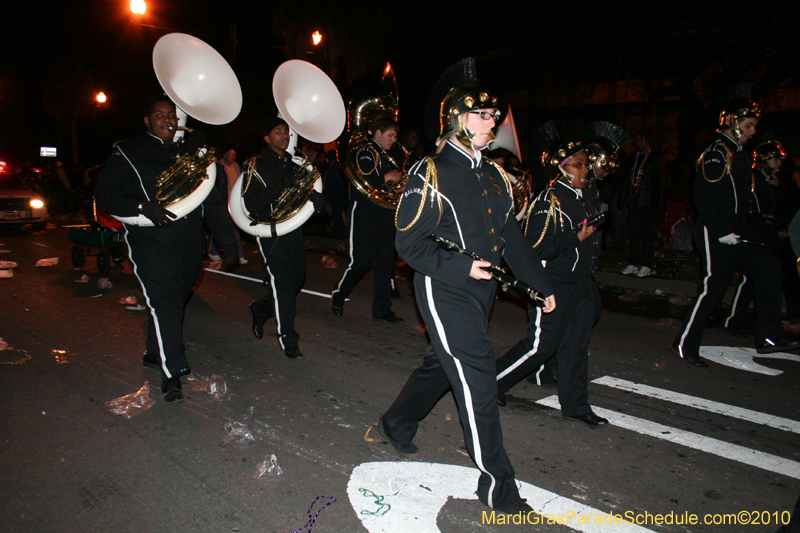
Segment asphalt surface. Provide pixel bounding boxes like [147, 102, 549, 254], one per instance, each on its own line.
[1, 223, 798, 533]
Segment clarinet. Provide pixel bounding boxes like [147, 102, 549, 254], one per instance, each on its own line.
[573, 212, 605, 233]
[430, 234, 547, 307]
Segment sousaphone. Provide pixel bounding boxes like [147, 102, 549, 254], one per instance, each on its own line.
[337, 63, 407, 210]
[114, 33, 242, 226]
[229, 60, 346, 237]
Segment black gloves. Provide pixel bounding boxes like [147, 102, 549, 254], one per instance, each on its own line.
[310, 191, 327, 214]
[140, 200, 177, 227]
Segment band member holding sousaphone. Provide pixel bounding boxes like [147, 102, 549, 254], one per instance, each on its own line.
[94, 34, 243, 404]
[95, 96, 217, 403]
[375, 58, 555, 515]
[331, 113, 404, 322]
[245, 117, 326, 359]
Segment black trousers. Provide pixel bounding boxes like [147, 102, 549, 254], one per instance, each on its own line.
[496, 278, 598, 416]
[381, 275, 521, 511]
[251, 228, 306, 350]
[125, 214, 203, 386]
[676, 225, 785, 356]
[627, 206, 656, 267]
[331, 201, 395, 319]
[725, 238, 800, 329]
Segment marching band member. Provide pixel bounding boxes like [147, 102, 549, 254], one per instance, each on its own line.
[331, 114, 403, 323]
[495, 122, 610, 427]
[94, 95, 220, 403]
[671, 85, 800, 366]
[245, 116, 325, 359]
[376, 59, 555, 514]
[722, 132, 788, 335]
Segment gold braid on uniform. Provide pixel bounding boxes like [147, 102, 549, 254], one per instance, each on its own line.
[485, 160, 515, 222]
[396, 157, 442, 232]
[241, 157, 266, 196]
[699, 143, 732, 183]
[362, 145, 381, 176]
[524, 189, 562, 249]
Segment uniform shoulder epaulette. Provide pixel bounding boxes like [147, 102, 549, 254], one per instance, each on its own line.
[524, 188, 561, 247]
[241, 157, 266, 195]
[396, 156, 442, 232]
[484, 159, 514, 200]
[697, 139, 733, 183]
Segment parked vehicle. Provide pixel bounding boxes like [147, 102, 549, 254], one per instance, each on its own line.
[0, 170, 48, 231]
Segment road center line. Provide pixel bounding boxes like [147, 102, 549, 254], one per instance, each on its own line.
[536, 396, 800, 480]
[203, 268, 332, 298]
[592, 376, 800, 434]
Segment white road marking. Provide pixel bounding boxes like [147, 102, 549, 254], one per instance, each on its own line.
[593, 376, 800, 434]
[203, 268, 333, 298]
[536, 396, 800, 480]
[698, 346, 800, 375]
[348, 462, 655, 533]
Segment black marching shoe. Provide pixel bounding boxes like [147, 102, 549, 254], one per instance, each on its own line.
[283, 346, 303, 359]
[162, 377, 184, 404]
[720, 325, 746, 337]
[563, 412, 609, 428]
[331, 300, 344, 316]
[493, 498, 534, 514]
[374, 312, 403, 323]
[669, 338, 708, 367]
[142, 352, 160, 369]
[496, 393, 507, 407]
[375, 416, 418, 455]
[756, 335, 800, 354]
[249, 301, 263, 339]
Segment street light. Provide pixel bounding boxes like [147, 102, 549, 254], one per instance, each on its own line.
[312, 30, 322, 46]
[96, 92, 107, 104]
[130, 0, 146, 15]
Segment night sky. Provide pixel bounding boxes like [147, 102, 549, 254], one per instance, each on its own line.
[2, 0, 797, 169]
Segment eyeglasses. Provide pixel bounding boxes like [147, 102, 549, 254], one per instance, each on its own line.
[470, 110, 501, 121]
[565, 163, 593, 170]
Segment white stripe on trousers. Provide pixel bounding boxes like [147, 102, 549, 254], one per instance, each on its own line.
[124, 227, 171, 378]
[424, 276, 497, 508]
[677, 227, 712, 355]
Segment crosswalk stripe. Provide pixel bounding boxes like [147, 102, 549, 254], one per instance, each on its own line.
[592, 376, 800, 435]
[536, 396, 800, 480]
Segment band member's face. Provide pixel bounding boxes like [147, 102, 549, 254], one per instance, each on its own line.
[736, 118, 758, 145]
[265, 125, 291, 154]
[373, 128, 397, 151]
[144, 101, 178, 143]
[563, 151, 590, 190]
[768, 157, 782, 171]
[464, 109, 497, 150]
[593, 165, 608, 180]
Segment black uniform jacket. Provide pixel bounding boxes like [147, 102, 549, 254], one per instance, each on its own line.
[526, 179, 601, 283]
[95, 131, 209, 234]
[242, 147, 299, 221]
[694, 132, 758, 242]
[395, 140, 553, 301]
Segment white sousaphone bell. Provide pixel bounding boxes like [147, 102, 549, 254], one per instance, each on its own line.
[113, 32, 242, 226]
[229, 60, 346, 237]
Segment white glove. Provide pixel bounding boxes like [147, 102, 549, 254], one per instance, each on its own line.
[718, 233, 741, 245]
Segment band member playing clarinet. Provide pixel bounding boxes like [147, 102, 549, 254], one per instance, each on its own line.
[375, 59, 555, 515]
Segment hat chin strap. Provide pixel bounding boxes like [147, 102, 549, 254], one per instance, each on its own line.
[454, 121, 495, 152]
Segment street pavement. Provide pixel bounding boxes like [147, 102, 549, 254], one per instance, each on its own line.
[0, 224, 798, 533]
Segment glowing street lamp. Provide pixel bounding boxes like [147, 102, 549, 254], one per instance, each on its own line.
[312, 30, 322, 46]
[96, 92, 107, 104]
[130, 0, 146, 15]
